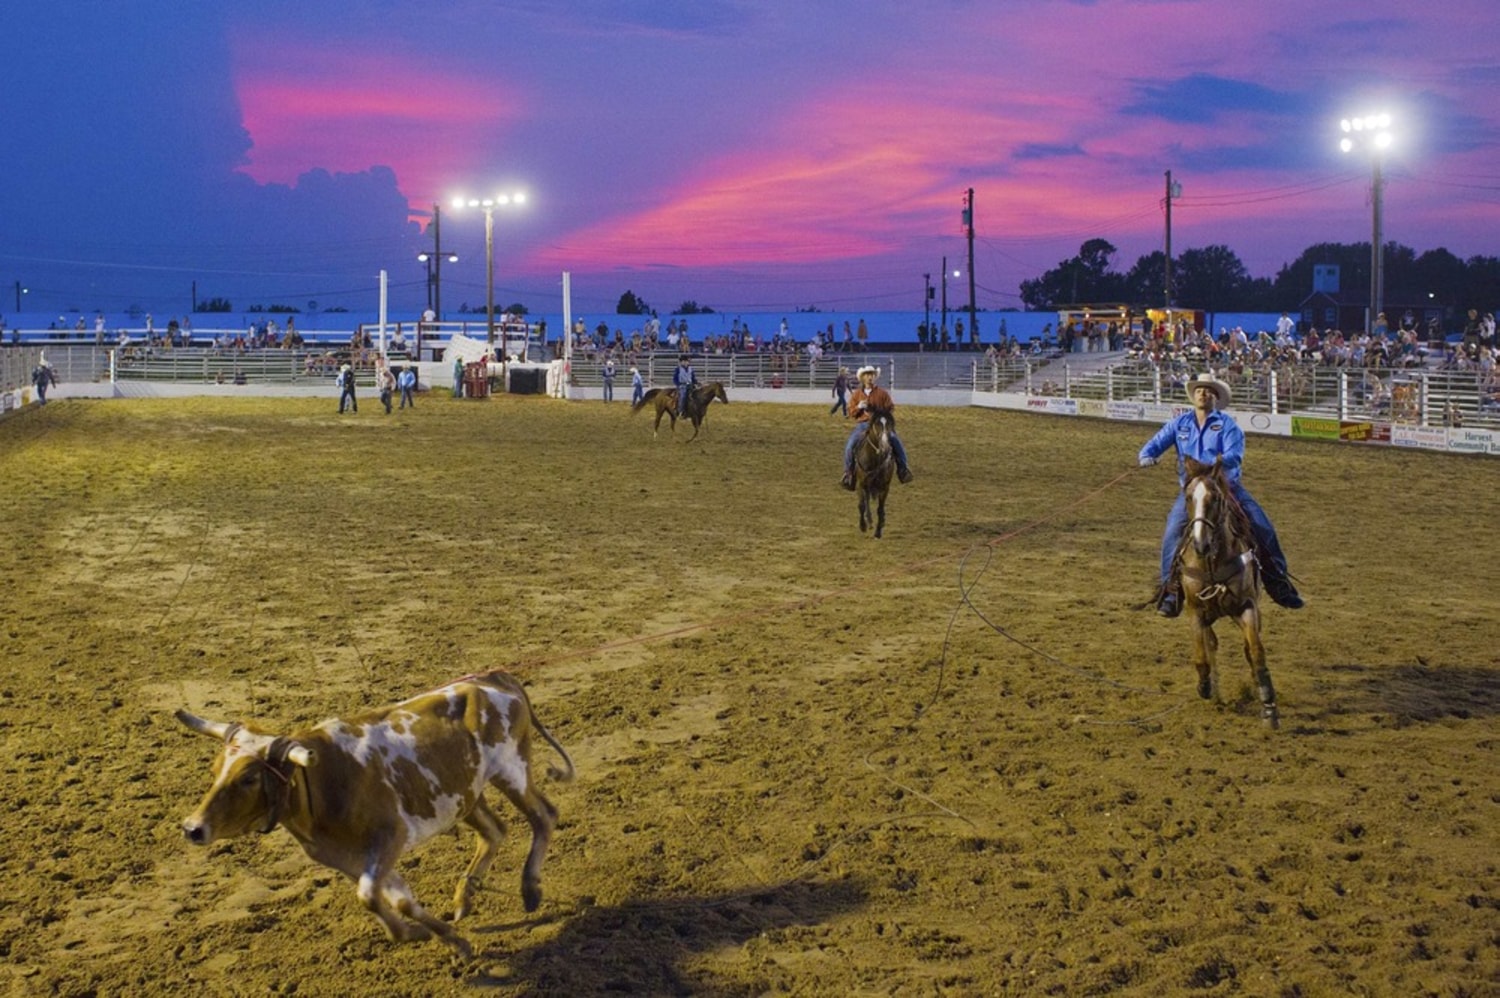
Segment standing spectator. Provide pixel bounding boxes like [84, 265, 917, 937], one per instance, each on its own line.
[830, 366, 850, 416]
[601, 356, 616, 402]
[398, 366, 417, 409]
[842, 321, 853, 353]
[32, 359, 57, 404]
[856, 317, 869, 352]
[630, 366, 644, 407]
[337, 363, 357, 414]
[377, 364, 395, 414]
[452, 355, 465, 399]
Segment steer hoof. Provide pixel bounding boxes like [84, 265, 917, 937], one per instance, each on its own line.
[522, 882, 542, 913]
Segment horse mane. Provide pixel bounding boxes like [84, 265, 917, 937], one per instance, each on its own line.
[864, 403, 895, 429]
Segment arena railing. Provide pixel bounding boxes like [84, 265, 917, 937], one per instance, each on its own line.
[972, 357, 1498, 430]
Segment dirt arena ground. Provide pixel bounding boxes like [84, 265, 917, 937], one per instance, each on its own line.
[0, 392, 1495, 997]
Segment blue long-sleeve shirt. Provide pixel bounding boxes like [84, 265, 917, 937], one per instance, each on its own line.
[1139, 409, 1245, 487]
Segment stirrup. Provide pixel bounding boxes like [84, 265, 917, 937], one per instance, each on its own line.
[897, 467, 914, 484]
[840, 471, 855, 491]
[1156, 592, 1181, 618]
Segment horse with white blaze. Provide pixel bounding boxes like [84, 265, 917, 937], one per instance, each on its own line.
[175, 670, 574, 957]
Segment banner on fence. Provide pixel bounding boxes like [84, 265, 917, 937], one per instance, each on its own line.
[1291, 416, 1341, 441]
[1391, 425, 1449, 451]
[1446, 426, 1500, 455]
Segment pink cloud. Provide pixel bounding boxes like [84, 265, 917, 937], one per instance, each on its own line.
[230, 44, 522, 212]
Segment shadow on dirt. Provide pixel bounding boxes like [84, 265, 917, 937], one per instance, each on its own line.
[1299, 663, 1500, 732]
[466, 877, 865, 995]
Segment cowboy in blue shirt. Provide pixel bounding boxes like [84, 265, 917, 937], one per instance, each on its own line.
[672, 355, 696, 418]
[1139, 374, 1303, 617]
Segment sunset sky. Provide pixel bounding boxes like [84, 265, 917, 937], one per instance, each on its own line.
[2, 1, 1497, 319]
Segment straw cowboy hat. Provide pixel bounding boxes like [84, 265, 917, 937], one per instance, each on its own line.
[1185, 374, 1231, 407]
[856, 365, 878, 379]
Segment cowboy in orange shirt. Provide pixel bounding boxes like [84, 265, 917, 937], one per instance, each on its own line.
[840, 365, 914, 489]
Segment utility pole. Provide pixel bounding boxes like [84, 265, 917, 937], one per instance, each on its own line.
[1370, 157, 1385, 335]
[940, 256, 949, 345]
[432, 202, 445, 322]
[963, 187, 977, 347]
[923, 272, 932, 350]
[1164, 170, 1181, 309]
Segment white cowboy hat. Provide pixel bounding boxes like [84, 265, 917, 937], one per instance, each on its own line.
[1185, 374, 1231, 406]
[856, 365, 878, 379]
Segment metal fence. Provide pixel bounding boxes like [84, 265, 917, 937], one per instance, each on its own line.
[565, 348, 1028, 392]
[1, 345, 112, 392]
[16, 344, 1495, 430]
[973, 358, 1499, 429]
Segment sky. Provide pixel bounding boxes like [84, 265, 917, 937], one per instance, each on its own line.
[2, 0, 1498, 322]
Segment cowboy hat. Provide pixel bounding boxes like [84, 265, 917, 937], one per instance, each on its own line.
[1185, 374, 1231, 406]
[856, 365, 878, 379]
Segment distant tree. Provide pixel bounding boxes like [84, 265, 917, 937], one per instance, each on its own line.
[1019, 238, 1124, 309]
[266, 304, 301, 313]
[795, 305, 822, 313]
[1122, 251, 1168, 305]
[195, 297, 233, 313]
[616, 290, 649, 315]
[675, 300, 715, 314]
[503, 302, 529, 316]
[1461, 254, 1500, 313]
[1173, 245, 1253, 316]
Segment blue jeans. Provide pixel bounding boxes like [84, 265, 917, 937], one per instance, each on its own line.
[844, 424, 909, 475]
[602, 378, 614, 402]
[1159, 482, 1289, 585]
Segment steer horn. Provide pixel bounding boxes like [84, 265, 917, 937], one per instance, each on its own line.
[174, 708, 237, 740]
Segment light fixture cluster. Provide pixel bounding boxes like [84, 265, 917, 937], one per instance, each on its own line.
[453, 193, 527, 210]
[1339, 113, 1393, 153]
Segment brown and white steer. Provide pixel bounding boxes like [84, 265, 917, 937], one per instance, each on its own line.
[176, 670, 574, 956]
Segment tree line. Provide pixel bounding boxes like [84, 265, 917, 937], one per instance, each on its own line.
[1019, 239, 1500, 317]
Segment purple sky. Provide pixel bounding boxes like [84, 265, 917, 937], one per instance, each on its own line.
[2, 1, 1497, 319]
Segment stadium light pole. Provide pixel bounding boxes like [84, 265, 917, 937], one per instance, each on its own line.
[1339, 112, 1393, 335]
[416, 250, 458, 314]
[452, 192, 526, 374]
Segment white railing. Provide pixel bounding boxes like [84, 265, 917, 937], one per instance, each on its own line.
[973, 358, 1498, 429]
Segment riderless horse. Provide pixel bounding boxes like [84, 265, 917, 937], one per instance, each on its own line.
[1173, 456, 1278, 728]
[854, 404, 896, 538]
[632, 381, 729, 441]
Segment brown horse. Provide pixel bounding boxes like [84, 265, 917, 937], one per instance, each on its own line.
[1173, 456, 1278, 728]
[632, 381, 728, 440]
[854, 405, 896, 537]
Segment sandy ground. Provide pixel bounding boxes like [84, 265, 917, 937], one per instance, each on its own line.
[0, 393, 1495, 997]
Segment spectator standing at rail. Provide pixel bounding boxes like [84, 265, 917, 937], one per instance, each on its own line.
[601, 356, 616, 403]
[830, 366, 850, 416]
[840, 365, 914, 490]
[1138, 374, 1303, 617]
[630, 366, 644, 406]
[336, 363, 357, 414]
[377, 364, 395, 414]
[452, 356, 465, 400]
[397, 366, 417, 409]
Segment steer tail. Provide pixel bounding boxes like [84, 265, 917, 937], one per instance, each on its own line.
[533, 713, 576, 783]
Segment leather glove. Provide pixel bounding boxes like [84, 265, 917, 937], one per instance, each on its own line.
[1139, 456, 1158, 467]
